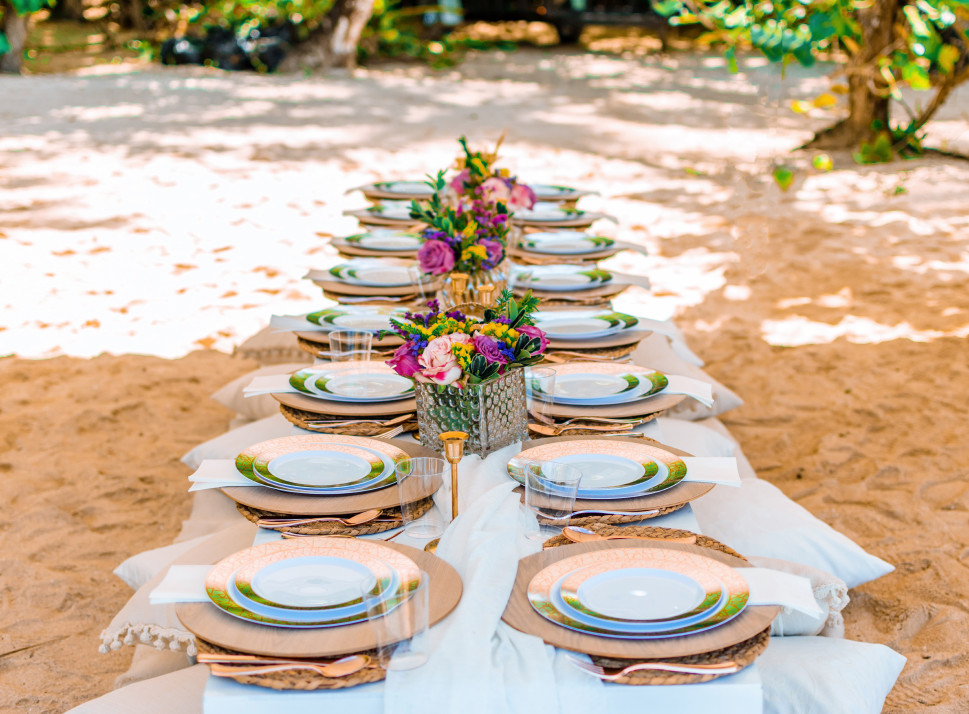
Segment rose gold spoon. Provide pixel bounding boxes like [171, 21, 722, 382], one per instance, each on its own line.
[563, 526, 697, 545]
[207, 654, 371, 678]
[257, 509, 384, 528]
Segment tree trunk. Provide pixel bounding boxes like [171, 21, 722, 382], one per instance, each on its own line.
[296, 0, 375, 69]
[0, 2, 28, 74]
[118, 0, 145, 31]
[806, 0, 900, 149]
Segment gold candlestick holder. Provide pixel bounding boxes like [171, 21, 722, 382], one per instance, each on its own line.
[438, 431, 468, 519]
[448, 273, 470, 306]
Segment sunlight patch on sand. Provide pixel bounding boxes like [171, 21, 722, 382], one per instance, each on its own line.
[761, 314, 969, 346]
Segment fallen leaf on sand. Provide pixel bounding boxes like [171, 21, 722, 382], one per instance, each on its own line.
[221, 291, 238, 298]
[213, 246, 232, 253]
[254, 267, 279, 278]
[174, 264, 197, 273]
[83, 320, 100, 328]
[89, 246, 111, 254]
[195, 337, 217, 349]
[256, 288, 281, 295]
[53, 250, 76, 257]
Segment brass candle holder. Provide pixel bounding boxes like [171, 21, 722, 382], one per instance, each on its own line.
[448, 273, 470, 306]
[438, 430, 468, 519]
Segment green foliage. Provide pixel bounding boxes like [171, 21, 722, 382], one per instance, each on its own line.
[772, 165, 795, 191]
[657, 0, 969, 152]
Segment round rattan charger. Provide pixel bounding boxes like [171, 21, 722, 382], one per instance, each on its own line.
[196, 637, 384, 690]
[236, 497, 433, 535]
[542, 342, 638, 361]
[543, 524, 769, 685]
[279, 404, 419, 436]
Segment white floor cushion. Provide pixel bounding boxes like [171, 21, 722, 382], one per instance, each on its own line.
[211, 361, 311, 421]
[759, 637, 906, 714]
[633, 334, 743, 420]
[692, 477, 893, 589]
[67, 664, 208, 713]
[181, 413, 294, 469]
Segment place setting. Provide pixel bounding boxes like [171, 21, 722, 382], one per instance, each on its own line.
[241, 355, 420, 435]
[152, 534, 462, 689]
[502, 459, 821, 685]
[510, 264, 634, 307]
[526, 361, 713, 433]
[330, 229, 425, 258]
[344, 200, 427, 227]
[532, 308, 653, 361]
[269, 305, 410, 335]
[186, 434, 443, 535]
[508, 435, 738, 528]
[509, 204, 609, 229]
[304, 257, 441, 304]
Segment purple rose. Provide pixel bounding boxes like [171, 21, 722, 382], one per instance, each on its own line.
[387, 343, 422, 378]
[479, 238, 504, 266]
[516, 325, 549, 354]
[472, 334, 509, 364]
[417, 239, 456, 275]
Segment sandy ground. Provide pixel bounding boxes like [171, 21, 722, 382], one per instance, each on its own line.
[1, 45, 968, 712]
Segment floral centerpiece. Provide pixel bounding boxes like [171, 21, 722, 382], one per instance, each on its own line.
[447, 135, 537, 212]
[409, 172, 510, 279]
[383, 290, 548, 456]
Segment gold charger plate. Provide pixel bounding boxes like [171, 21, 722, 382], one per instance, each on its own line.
[520, 435, 712, 512]
[178, 541, 461, 659]
[222, 438, 439, 515]
[502, 539, 778, 658]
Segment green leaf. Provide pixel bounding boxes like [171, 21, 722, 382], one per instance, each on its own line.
[812, 154, 834, 171]
[725, 46, 738, 74]
[773, 166, 795, 191]
[903, 6, 932, 38]
[0, 33, 9, 57]
[938, 45, 960, 74]
[901, 62, 932, 90]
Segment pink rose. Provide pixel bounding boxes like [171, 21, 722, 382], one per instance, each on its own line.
[509, 183, 537, 210]
[480, 177, 511, 205]
[516, 325, 549, 355]
[387, 344, 421, 378]
[417, 239, 456, 275]
[418, 333, 472, 386]
[449, 169, 471, 193]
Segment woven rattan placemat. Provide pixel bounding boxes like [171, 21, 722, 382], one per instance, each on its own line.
[196, 638, 385, 690]
[236, 497, 433, 535]
[543, 525, 768, 685]
[280, 404, 419, 436]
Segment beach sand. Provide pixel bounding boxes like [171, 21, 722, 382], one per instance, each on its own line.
[1, 45, 968, 712]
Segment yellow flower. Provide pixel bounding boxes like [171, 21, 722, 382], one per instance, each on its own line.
[461, 245, 488, 262]
[451, 342, 474, 368]
[497, 168, 510, 178]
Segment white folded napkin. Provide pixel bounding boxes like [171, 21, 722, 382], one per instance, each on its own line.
[149, 565, 211, 604]
[742, 568, 824, 618]
[662, 375, 714, 408]
[188, 460, 249, 492]
[269, 314, 324, 333]
[243, 374, 298, 397]
[681, 457, 741, 487]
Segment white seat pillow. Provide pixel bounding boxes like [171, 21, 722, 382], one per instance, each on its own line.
[211, 361, 311, 421]
[692, 477, 893, 589]
[632, 333, 743, 420]
[100, 521, 257, 655]
[68, 664, 208, 713]
[759, 636, 906, 714]
[653, 417, 738, 458]
[181, 413, 295, 470]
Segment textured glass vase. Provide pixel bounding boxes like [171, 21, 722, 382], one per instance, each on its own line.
[415, 369, 527, 457]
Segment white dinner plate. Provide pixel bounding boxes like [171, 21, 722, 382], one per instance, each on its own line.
[520, 231, 615, 254]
